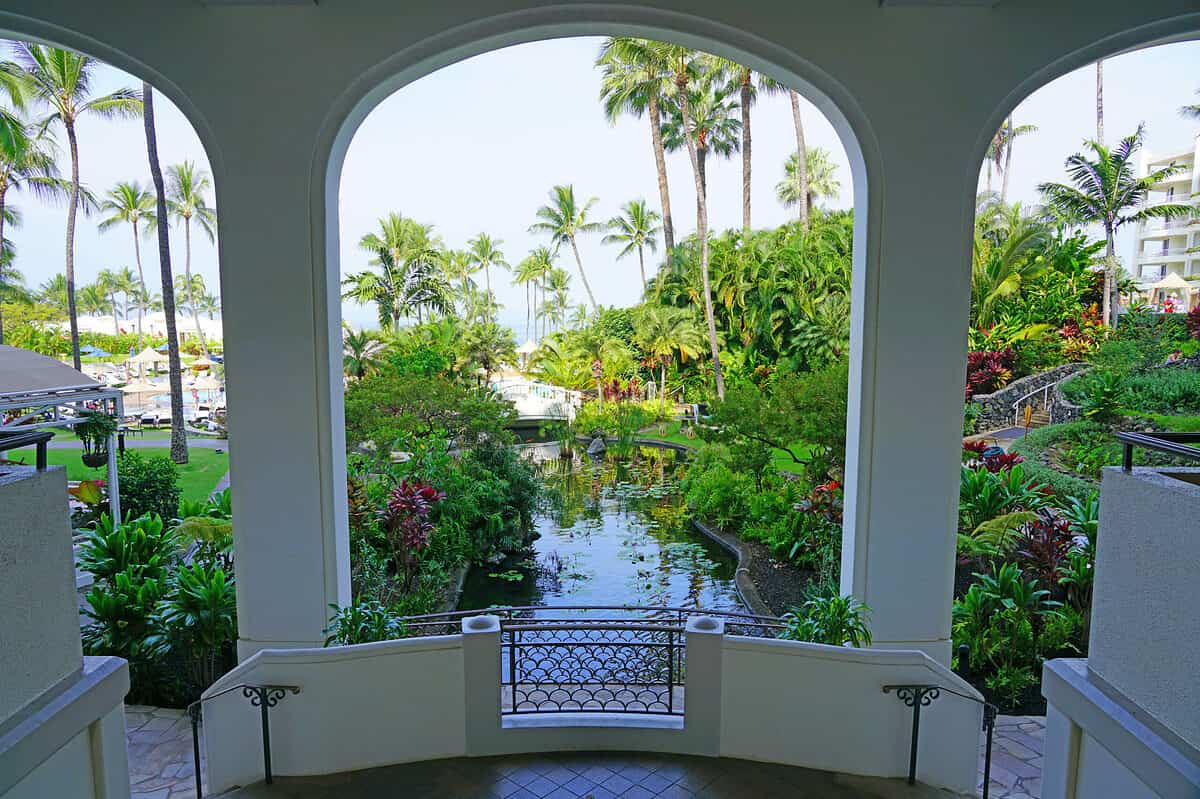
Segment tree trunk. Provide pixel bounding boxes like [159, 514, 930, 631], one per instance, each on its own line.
[648, 92, 674, 254]
[110, 291, 120, 335]
[524, 281, 531, 340]
[1103, 232, 1116, 327]
[677, 75, 725, 399]
[133, 220, 145, 349]
[144, 82, 188, 464]
[740, 70, 752, 231]
[568, 235, 598, 310]
[0, 183, 7, 345]
[788, 90, 810, 230]
[183, 217, 211, 357]
[65, 120, 82, 370]
[660, 359, 667, 419]
[1001, 116, 1014, 204]
[1096, 60, 1104, 144]
[696, 148, 707, 235]
[637, 245, 646, 290]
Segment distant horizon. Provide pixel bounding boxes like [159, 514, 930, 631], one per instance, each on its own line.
[3, 36, 1198, 340]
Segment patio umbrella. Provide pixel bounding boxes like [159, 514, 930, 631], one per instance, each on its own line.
[190, 355, 217, 369]
[79, 344, 98, 355]
[155, 343, 170, 352]
[192, 374, 224, 391]
[90, 348, 112, 358]
[128, 347, 169, 366]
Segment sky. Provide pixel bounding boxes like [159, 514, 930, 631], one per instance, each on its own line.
[5, 37, 1199, 337]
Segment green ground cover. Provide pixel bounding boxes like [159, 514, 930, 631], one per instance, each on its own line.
[4, 446, 227, 503]
[642, 419, 812, 475]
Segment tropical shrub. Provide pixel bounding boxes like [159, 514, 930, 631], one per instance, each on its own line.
[779, 589, 871, 647]
[965, 349, 1015, 397]
[117, 452, 182, 521]
[146, 563, 238, 691]
[324, 600, 406, 646]
[380, 478, 445, 591]
[1188, 304, 1200, 340]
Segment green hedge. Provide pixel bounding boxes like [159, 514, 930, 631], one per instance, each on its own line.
[1008, 423, 1100, 503]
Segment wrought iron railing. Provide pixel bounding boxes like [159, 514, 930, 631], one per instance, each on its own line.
[186, 682, 300, 798]
[883, 680, 999, 799]
[1116, 430, 1200, 471]
[393, 604, 784, 639]
[504, 622, 682, 715]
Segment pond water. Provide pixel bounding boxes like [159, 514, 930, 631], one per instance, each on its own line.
[457, 445, 747, 618]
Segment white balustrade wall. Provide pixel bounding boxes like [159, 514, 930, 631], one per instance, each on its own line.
[202, 616, 983, 795]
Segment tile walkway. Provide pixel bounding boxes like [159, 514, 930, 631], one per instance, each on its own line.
[125, 707, 1045, 798]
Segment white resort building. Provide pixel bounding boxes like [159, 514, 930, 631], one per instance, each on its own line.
[1130, 135, 1200, 310]
[2, 3, 1199, 799]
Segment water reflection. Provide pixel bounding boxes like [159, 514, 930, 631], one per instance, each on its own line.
[457, 446, 745, 618]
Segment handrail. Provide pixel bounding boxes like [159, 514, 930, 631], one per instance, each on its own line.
[397, 604, 781, 624]
[1115, 431, 1200, 471]
[186, 683, 300, 798]
[882, 682, 999, 798]
[0, 429, 55, 470]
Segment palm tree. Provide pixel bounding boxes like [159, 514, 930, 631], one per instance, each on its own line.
[1095, 60, 1104, 144]
[541, 267, 571, 333]
[662, 47, 727, 399]
[661, 80, 741, 232]
[197, 291, 221, 320]
[466, 233, 509, 302]
[97, 181, 156, 347]
[603, 199, 661, 292]
[513, 251, 543, 341]
[342, 324, 384, 380]
[1180, 89, 1200, 120]
[527, 246, 555, 339]
[38, 273, 68, 311]
[16, 44, 141, 369]
[970, 197, 1051, 327]
[787, 90, 810, 230]
[597, 38, 676, 253]
[343, 245, 450, 330]
[1039, 126, 1194, 326]
[983, 118, 1038, 200]
[458, 321, 516, 384]
[78, 281, 111, 321]
[96, 267, 135, 334]
[633, 305, 703, 417]
[166, 161, 217, 357]
[530, 185, 602, 311]
[777, 147, 841, 215]
[143, 82, 187, 464]
[572, 326, 631, 409]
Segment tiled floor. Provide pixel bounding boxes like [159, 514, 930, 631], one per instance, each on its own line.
[126, 706, 202, 799]
[983, 716, 1046, 799]
[219, 751, 968, 798]
[124, 706, 1046, 798]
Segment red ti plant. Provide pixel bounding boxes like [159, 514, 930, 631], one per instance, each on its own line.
[982, 452, 1025, 473]
[379, 478, 446, 591]
[1017, 511, 1073, 589]
[964, 349, 1016, 398]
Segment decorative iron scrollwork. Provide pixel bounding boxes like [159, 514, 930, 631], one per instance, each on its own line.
[242, 685, 290, 708]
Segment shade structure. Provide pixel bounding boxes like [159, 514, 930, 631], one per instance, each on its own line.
[191, 374, 224, 391]
[90, 348, 112, 358]
[517, 339, 538, 355]
[128, 347, 169, 365]
[190, 356, 217, 369]
[1150, 273, 1194, 291]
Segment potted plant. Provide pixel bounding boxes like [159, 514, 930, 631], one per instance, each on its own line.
[75, 410, 118, 468]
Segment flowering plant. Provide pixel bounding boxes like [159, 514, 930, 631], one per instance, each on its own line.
[379, 478, 446, 590]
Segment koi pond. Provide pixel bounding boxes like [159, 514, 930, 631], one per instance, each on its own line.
[456, 444, 746, 617]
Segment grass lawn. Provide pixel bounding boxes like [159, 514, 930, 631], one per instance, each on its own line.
[1141, 413, 1200, 433]
[2, 446, 228, 504]
[640, 419, 813, 475]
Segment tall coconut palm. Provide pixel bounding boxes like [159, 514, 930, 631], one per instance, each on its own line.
[983, 118, 1038, 200]
[661, 80, 741, 233]
[526, 246, 555, 339]
[662, 46, 727, 399]
[166, 161, 217, 357]
[541, 267, 571, 333]
[16, 44, 141, 369]
[143, 82, 187, 464]
[78, 281, 111, 321]
[38, 273, 68, 311]
[633, 304, 703, 417]
[597, 38, 677, 253]
[513, 251, 545, 341]
[530, 185, 602, 311]
[603, 199, 661, 292]
[1039, 126, 1193, 326]
[777, 147, 841, 215]
[97, 181, 156, 347]
[1180, 89, 1200, 120]
[787, 90, 810, 230]
[96, 266, 135, 335]
[343, 244, 451, 330]
[466, 233, 509, 300]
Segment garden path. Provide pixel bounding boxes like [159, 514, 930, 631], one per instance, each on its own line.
[123, 706, 1045, 798]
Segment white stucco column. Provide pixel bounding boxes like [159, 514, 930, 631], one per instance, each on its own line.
[841, 113, 979, 664]
[215, 126, 350, 657]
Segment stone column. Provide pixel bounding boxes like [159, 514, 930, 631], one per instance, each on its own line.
[840, 107, 980, 664]
[213, 124, 350, 657]
[684, 616, 725, 756]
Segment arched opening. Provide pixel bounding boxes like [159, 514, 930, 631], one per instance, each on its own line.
[957, 36, 1200, 727]
[0, 29, 232, 699]
[326, 32, 865, 631]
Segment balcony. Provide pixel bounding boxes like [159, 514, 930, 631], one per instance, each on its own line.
[1138, 248, 1191, 263]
